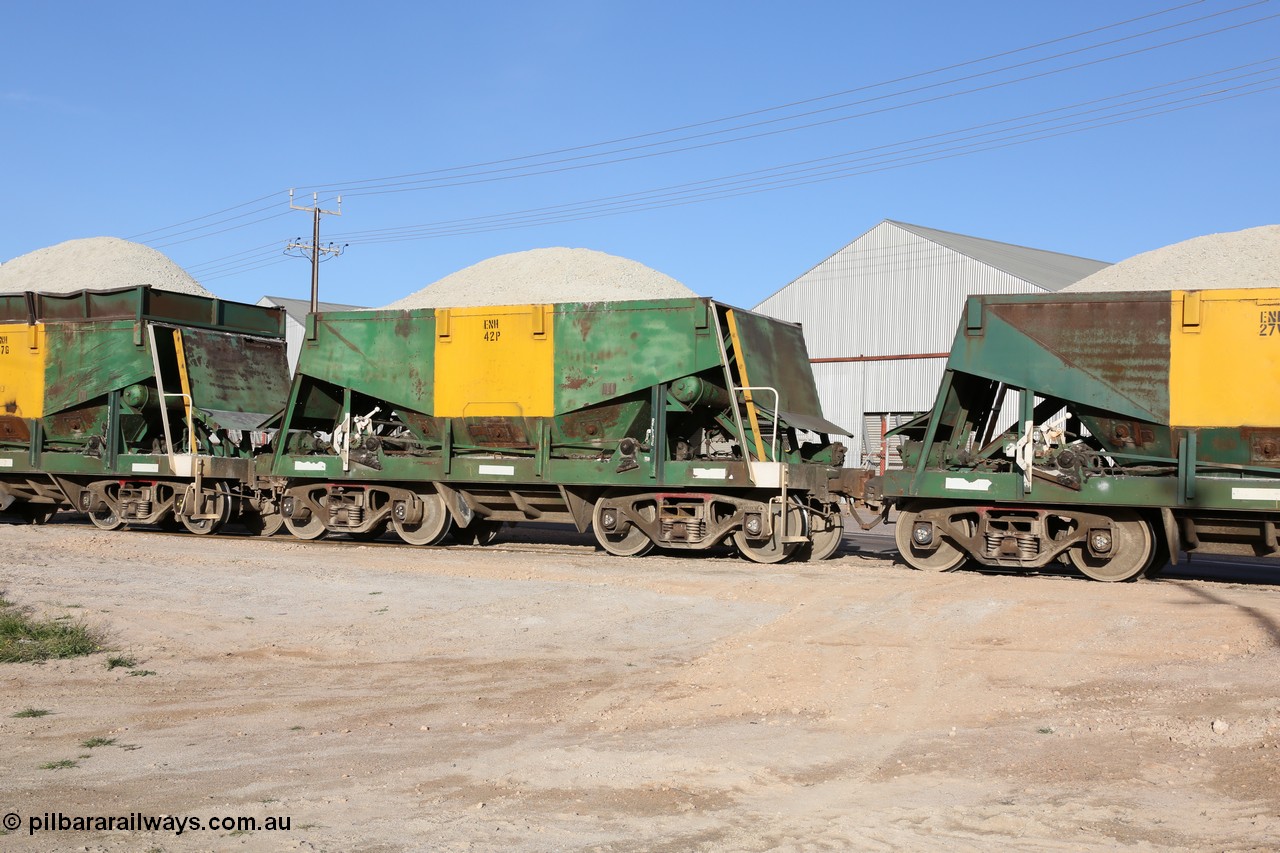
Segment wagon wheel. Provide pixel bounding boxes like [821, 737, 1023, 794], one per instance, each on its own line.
[449, 518, 503, 546]
[87, 484, 124, 531]
[179, 482, 231, 535]
[894, 505, 969, 572]
[284, 504, 329, 540]
[592, 495, 655, 557]
[88, 505, 123, 531]
[803, 503, 844, 561]
[1066, 509, 1153, 582]
[391, 490, 453, 546]
[733, 498, 807, 564]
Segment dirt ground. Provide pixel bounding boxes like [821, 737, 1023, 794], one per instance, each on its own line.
[1, 516, 1278, 852]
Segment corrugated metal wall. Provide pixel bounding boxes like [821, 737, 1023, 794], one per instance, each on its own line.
[862, 412, 915, 472]
[756, 221, 1047, 465]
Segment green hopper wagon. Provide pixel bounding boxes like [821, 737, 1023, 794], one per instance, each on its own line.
[273, 297, 862, 562]
[867, 287, 1280, 580]
[0, 286, 289, 533]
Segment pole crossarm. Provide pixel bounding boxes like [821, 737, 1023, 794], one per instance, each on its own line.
[287, 189, 344, 314]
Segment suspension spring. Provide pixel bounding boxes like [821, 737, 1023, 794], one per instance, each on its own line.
[329, 503, 363, 527]
[661, 518, 706, 542]
[985, 532, 1040, 560]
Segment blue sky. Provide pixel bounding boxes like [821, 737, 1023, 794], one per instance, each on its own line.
[3, 1, 1278, 308]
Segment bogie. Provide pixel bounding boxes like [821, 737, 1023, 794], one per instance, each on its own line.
[892, 502, 1159, 582]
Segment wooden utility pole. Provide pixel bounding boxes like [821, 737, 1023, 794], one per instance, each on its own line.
[287, 189, 344, 314]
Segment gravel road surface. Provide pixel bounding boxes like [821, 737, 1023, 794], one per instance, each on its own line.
[1, 519, 1277, 852]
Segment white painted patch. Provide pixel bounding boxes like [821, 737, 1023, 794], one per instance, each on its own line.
[130, 463, 160, 473]
[747, 461, 784, 488]
[0, 458, 13, 468]
[693, 467, 728, 480]
[945, 477, 992, 492]
[1232, 487, 1280, 501]
[294, 460, 327, 472]
[478, 464, 515, 476]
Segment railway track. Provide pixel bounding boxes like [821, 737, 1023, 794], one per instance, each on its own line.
[11, 512, 1280, 587]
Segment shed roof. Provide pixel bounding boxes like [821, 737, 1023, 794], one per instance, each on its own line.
[258, 295, 368, 323]
[886, 220, 1109, 292]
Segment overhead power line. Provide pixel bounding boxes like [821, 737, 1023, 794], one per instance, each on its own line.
[188, 61, 1280, 281]
[334, 9, 1280, 200]
[125, 191, 285, 241]
[164, 2, 1280, 284]
[322, 1, 1278, 199]
[297, 0, 1231, 194]
[150, 209, 295, 249]
[320, 59, 1280, 242]
[134, 0, 1260, 246]
[184, 241, 284, 274]
[339, 82, 1280, 243]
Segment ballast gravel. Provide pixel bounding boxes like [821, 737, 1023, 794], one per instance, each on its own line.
[383, 246, 697, 309]
[0, 236, 212, 296]
[1063, 224, 1280, 292]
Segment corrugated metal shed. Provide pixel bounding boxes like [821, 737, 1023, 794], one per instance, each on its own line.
[754, 220, 1109, 466]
